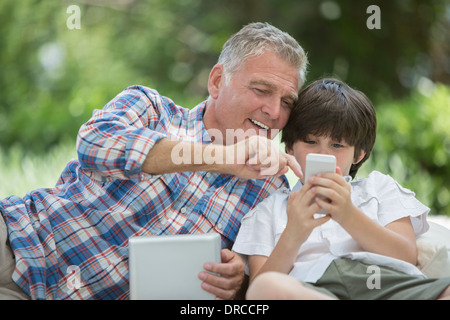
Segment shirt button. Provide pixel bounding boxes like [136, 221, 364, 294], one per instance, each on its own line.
[217, 223, 223, 230]
[180, 207, 187, 214]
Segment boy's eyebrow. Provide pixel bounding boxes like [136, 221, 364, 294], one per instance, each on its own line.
[250, 80, 298, 102]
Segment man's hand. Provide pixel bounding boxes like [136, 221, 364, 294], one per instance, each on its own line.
[224, 135, 303, 180]
[198, 249, 245, 300]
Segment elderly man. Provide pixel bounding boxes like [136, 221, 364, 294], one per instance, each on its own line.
[0, 22, 307, 299]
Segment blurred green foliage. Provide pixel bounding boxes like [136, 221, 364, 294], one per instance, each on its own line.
[359, 84, 450, 216]
[0, 0, 449, 215]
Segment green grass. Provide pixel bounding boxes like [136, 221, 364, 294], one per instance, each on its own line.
[0, 142, 77, 198]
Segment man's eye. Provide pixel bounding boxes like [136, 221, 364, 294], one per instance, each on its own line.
[282, 100, 293, 108]
[253, 88, 265, 94]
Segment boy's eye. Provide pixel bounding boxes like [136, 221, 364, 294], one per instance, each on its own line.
[332, 143, 344, 148]
[304, 140, 316, 145]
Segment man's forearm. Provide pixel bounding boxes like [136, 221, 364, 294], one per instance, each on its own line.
[142, 138, 228, 175]
[142, 136, 302, 180]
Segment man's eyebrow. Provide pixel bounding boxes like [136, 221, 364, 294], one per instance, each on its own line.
[250, 80, 298, 102]
[286, 93, 298, 103]
[249, 79, 277, 90]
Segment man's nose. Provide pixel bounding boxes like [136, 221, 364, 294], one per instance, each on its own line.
[261, 99, 281, 119]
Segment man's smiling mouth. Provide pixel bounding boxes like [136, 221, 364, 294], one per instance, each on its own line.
[249, 118, 270, 130]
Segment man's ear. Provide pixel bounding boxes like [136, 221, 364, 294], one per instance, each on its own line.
[353, 149, 366, 164]
[208, 64, 224, 99]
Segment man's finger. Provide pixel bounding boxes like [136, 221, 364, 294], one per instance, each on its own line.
[198, 269, 239, 300]
[200, 279, 235, 300]
[203, 249, 241, 276]
[199, 271, 227, 287]
[286, 154, 303, 178]
[220, 248, 235, 264]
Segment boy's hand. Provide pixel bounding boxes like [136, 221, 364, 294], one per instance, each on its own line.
[285, 180, 331, 243]
[310, 167, 355, 224]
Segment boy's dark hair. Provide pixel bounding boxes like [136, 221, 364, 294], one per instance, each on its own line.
[281, 78, 377, 178]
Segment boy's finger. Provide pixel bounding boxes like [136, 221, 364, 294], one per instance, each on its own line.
[312, 214, 331, 227]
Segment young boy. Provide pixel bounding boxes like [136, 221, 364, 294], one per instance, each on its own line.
[232, 78, 450, 299]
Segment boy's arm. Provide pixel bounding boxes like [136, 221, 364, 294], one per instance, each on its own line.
[312, 173, 418, 265]
[247, 230, 306, 283]
[340, 211, 418, 265]
[248, 184, 330, 283]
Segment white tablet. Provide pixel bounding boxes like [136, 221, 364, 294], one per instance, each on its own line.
[128, 232, 221, 300]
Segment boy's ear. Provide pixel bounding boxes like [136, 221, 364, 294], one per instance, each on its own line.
[353, 150, 366, 164]
[285, 147, 294, 155]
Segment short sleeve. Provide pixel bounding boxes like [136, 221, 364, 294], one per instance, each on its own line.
[367, 171, 430, 236]
[232, 189, 289, 257]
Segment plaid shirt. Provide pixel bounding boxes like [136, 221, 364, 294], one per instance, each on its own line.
[0, 86, 288, 300]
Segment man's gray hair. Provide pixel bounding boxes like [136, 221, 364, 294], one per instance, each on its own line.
[218, 22, 308, 89]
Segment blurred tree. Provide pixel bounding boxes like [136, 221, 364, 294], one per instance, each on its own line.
[0, 0, 449, 215]
[1, 0, 448, 152]
[360, 84, 450, 216]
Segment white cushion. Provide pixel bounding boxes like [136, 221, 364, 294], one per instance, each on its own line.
[416, 221, 450, 278]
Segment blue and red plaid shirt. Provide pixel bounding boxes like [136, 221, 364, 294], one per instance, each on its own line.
[0, 85, 288, 299]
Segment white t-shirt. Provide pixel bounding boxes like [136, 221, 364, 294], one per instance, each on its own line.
[233, 171, 430, 283]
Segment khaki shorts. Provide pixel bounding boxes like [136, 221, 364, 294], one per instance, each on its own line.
[0, 213, 29, 300]
[305, 258, 450, 300]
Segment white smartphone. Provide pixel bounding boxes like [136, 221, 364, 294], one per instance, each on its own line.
[304, 153, 336, 182]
